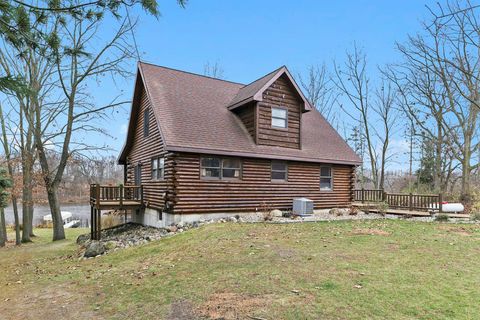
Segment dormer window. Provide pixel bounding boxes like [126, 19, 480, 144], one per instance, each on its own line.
[271, 107, 287, 128]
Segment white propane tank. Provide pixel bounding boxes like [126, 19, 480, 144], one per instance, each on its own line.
[441, 203, 465, 213]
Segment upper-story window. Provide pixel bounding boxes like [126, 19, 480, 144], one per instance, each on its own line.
[271, 161, 288, 181]
[271, 107, 287, 128]
[143, 109, 150, 137]
[152, 157, 164, 180]
[320, 166, 332, 191]
[201, 157, 242, 179]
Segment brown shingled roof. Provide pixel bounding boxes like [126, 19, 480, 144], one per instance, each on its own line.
[118, 62, 361, 165]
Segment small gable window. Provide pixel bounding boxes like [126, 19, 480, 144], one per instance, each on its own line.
[320, 166, 332, 191]
[201, 157, 242, 180]
[143, 109, 150, 137]
[271, 161, 288, 181]
[271, 107, 287, 128]
[152, 157, 164, 180]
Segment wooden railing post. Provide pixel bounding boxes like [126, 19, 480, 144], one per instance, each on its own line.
[119, 184, 124, 207]
[361, 188, 365, 203]
[382, 190, 387, 202]
[95, 184, 100, 209]
[439, 193, 443, 213]
[409, 193, 413, 211]
[140, 185, 144, 202]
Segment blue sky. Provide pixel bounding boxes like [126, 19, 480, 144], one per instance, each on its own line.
[100, 0, 436, 169]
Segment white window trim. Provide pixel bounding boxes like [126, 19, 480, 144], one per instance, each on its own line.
[271, 107, 288, 129]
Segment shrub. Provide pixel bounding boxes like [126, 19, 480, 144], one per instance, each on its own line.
[375, 202, 389, 216]
[470, 212, 480, 221]
[435, 213, 449, 222]
[259, 202, 274, 221]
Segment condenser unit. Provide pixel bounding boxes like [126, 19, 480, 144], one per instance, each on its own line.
[293, 198, 314, 216]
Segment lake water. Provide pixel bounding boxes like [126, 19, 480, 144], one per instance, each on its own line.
[4, 203, 91, 226]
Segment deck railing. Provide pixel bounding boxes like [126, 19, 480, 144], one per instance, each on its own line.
[354, 188, 442, 212]
[89, 184, 143, 207]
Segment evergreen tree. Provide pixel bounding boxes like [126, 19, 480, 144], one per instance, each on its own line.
[416, 136, 435, 191]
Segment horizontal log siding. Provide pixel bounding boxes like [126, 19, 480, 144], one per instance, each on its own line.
[234, 102, 256, 140]
[173, 153, 355, 214]
[125, 86, 172, 210]
[257, 75, 302, 149]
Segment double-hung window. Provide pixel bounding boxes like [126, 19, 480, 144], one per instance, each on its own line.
[152, 157, 164, 180]
[200, 157, 241, 179]
[271, 107, 287, 128]
[271, 161, 288, 181]
[320, 166, 332, 191]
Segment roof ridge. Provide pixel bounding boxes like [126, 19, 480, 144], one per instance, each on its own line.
[138, 60, 245, 86]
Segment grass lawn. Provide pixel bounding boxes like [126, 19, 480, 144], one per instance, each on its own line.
[1, 220, 480, 319]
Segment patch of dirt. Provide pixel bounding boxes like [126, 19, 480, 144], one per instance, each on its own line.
[351, 228, 391, 236]
[167, 299, 198, 320]
[438, 226, 473, 236]
[197, 292, 271, 320]
[0, 284, 101, 320]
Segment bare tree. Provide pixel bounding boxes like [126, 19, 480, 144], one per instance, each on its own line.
[0, 104, 20, 244]
[34, 13, 135, 240]
[333, 45, 379, 188]
[203, 61, 225, 79]
[387, 0, 480, 201]
[298, 64, 338, 124]
[372, 80, 397, 190]
[0, 35, 56, 242]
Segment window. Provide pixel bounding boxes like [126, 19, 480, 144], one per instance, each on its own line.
[151, 157, 164, 180]
[271, 161, 287, 181]
[271, 107, 287, 128]
[143, 109, 149, 137]
[320, 166, 332, 191]
[201, 157, 242, 179]
[222, 158, 241, 179]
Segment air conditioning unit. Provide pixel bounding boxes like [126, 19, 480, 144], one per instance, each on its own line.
[293, 198, 314, 216]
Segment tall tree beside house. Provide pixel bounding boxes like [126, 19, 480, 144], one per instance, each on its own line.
[298, 64, 338, 125]
[0, 0, 187, 241]
[0, 167, 12, 247]
[333, 45, 396, 191]
[388, 0, 480, 200]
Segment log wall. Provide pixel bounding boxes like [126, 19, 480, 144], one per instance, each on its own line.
[172, 152, 355, 214]
[124, 86, 174, 210]
[233, 101, 256, 141]
[257, 75, 302, 149]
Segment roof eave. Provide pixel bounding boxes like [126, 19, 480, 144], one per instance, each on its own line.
[227, 96, 256, 110]
[166, 145, 362, 166]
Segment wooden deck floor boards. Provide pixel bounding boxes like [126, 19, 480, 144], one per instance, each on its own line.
[352, 202, 469, 218]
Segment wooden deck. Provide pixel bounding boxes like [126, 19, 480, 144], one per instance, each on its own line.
[353, 202, 470, 218]
[89, 184, 144, 240]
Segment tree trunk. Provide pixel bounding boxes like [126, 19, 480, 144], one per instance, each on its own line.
[461, 140, 472, 204]
[11, 196, 20, 245]
[47, 184, 65, 241]
[21, 166, 33, 242]
[434, 122, 443, 193]
[0, 208, 6, 247]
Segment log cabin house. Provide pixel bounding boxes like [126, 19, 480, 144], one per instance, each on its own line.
[117, 62, 361, 227]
